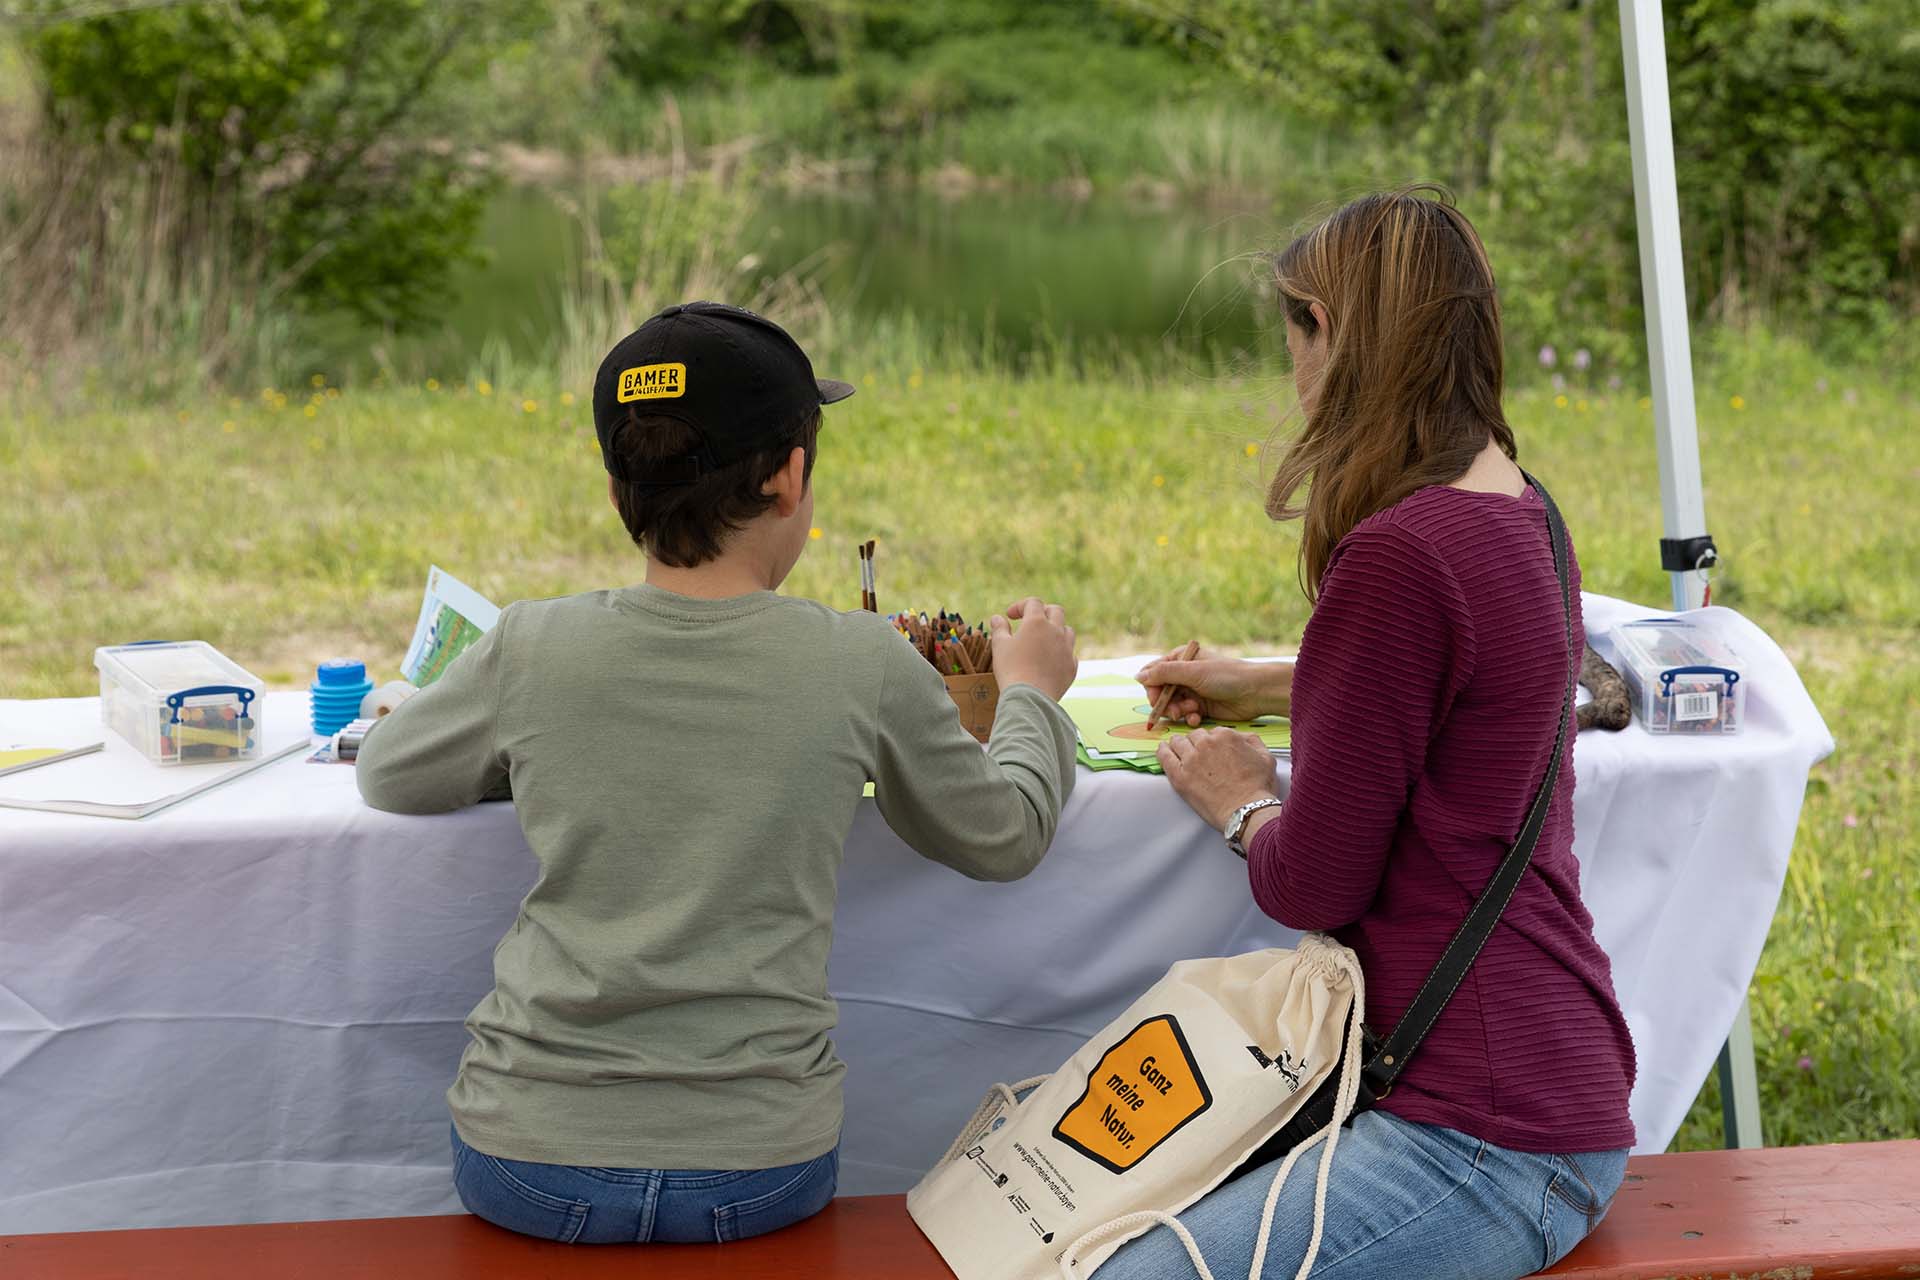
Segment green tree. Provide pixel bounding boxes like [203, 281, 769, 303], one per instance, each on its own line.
[1109, 0, 1919, 355]
[18, 0, 524, 329]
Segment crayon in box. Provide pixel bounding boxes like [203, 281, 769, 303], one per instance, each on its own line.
[94, 641, 265, 765]
[1606, 618, 1745, 735]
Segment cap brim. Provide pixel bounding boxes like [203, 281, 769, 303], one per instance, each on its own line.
[817, 378, 856, 404]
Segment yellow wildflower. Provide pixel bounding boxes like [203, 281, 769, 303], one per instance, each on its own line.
[1575, 399, 1589, 413]
[310, 373, 326, 388]
[303, 404, 318, 419]
[426, 378, 440, 392]
[1155, 534, 1170, 548]
[1245, 443, 1259, 457]
[477, 380, 493, 397]
[522, 399, 538, 414]
[222, 420, 236, 433]
[1554, 394, 1569, 409]
[1730, 395, 1746, 411]
[560, 392, 575, 407]
[1152, 474, 1166, 488]
[809, 527, 824, 540]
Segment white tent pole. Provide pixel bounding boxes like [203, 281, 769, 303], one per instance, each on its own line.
[1618, 0, 1714, 614]
[1617, 0, 1759, 1152]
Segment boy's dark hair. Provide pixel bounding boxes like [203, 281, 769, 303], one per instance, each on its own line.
[610, 410, 821, 567]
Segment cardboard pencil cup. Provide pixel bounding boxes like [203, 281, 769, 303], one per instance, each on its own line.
[944, 672, 1000, 743]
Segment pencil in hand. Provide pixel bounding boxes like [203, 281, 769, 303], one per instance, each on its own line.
[1145, 639, 1200, 731]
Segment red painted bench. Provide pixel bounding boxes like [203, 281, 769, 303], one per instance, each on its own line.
[3, 1141, 1915, 1279]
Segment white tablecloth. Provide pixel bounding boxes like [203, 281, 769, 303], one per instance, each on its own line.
[0, 597, 1832, 1234]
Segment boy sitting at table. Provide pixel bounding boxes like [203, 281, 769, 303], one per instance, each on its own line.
[353, 301, 1079, 1245]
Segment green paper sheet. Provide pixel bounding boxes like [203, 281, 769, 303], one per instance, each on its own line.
[1075, 744, 1162, 772]
[1063, 697, 1290, 755]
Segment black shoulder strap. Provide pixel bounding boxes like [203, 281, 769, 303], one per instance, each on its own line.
[1360, 471, 1575, 1095]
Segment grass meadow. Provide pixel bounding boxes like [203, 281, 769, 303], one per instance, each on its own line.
[3, 330, 1915, 1151]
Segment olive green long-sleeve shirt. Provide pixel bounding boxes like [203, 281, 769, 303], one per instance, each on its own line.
[356, 584, 1076, 1169]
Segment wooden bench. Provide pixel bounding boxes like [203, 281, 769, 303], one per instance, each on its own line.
[4, 1141, 1915, 1279]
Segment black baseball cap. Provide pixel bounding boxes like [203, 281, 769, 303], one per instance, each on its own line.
[593, 301, 854, 485]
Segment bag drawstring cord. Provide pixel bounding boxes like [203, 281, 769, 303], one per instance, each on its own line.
[1053, 951, 1368, 1280]
[939, 1075, 1052, 1169]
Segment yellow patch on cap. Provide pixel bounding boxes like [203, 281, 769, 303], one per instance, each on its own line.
[617, 362, 687, 402]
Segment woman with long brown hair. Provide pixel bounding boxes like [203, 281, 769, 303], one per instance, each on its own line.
[1104, 189, 1635, 1277]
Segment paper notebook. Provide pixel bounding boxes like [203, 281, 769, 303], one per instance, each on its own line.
[0, 722, 309, 820]
[0, 740, 105, 778]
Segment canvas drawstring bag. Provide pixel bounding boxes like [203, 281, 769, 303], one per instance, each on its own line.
[908, 935, 1366, 1280]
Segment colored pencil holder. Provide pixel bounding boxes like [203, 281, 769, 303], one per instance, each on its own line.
[943, 673, 1000, 743]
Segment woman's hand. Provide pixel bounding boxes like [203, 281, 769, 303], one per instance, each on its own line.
[1136, 648, 1292, 726]
[1158, 728, 1279, 832]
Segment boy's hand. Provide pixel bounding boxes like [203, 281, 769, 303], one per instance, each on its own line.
[991, 597, 1078, 701]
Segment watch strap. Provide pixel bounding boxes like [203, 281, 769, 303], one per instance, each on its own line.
[1226, 797, 1284, 856]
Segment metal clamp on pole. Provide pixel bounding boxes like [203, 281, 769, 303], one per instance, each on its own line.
[1659, 535, 1719, 574]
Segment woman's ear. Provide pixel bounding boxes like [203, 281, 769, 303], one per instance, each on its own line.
[766, 445, 808, 518]
[1308, 300, 1331, 340]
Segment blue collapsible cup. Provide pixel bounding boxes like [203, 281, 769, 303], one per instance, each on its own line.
[311, 660, 374, 737]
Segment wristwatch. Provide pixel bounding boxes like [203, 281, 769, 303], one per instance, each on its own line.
[1223, 797, 1284, 859]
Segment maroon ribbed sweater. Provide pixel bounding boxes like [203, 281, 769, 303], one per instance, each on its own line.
[1248, 484, 1636, 1153]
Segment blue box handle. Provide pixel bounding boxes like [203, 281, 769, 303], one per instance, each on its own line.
[1659, 666, 1739, 698]
[166, 685, 257, 724]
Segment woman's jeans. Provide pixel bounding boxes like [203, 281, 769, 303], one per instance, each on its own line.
[1095, 1109, 1628, 1280]
[450, 1125, 838, 1244]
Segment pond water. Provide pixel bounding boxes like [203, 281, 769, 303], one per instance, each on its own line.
[404, 185, 1289, 376]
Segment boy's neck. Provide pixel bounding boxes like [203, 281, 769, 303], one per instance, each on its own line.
[643, 553, 779, 600]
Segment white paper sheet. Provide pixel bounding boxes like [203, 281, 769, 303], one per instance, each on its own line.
[0, 718, 308, 818]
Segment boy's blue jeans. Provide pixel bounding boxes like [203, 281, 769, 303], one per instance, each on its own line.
[1094, 1109, 1627, 1279]
[450, 1125, 838, 1244]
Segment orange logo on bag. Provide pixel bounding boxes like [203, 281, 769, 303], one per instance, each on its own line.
[616, 363, 686, 401]
[1053, 1015, 1212, 1173]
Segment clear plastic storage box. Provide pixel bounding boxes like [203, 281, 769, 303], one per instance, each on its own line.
[1608, 619, 1745, 735]
[93, 641, 265, 765]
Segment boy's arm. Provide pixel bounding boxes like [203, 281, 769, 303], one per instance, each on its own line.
[872, 638, 1077, 882]
[355, 615, 510, 814]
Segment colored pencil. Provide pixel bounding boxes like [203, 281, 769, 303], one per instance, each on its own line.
[1145, 639, 1199, 731]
